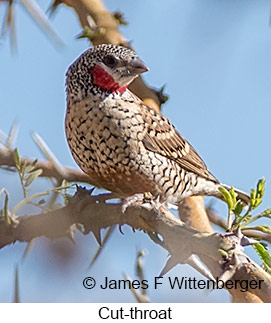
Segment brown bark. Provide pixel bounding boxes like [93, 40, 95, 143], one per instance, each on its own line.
[0, 189, 270, 302]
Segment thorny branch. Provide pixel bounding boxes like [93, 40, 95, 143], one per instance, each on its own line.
[1, 142, 269, 244]
[0, 188, 270, 302]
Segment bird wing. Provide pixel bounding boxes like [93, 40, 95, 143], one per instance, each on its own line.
[140, 104, 218, 182]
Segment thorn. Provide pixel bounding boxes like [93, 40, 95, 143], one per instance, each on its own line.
[47, 0, 62, 17]
[155, 84, 169, 105]
[92, 227, 102, 246]
[218, 266, 236, 284]
[147, 232, 164, 247]
[74, 186, 95, 202]
[241, 235, 259, 246]
[67, 233, 76, 245]
[186, 255, 215, 281]
[233, 226, 242, 240]
[75, 184, 85, 192]
[88, 187, 96, 195]
[118, 224, 124, 235]
[66, 225, 76, 245]
[159, 256, 179, 276]
[113, 11, 128, 26]
[219, 253, 239, 283]
[76, 185, 95, 195]
[121, 204, 128, 214]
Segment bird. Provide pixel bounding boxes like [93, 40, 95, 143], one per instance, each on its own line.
[65, 44, 250, 209]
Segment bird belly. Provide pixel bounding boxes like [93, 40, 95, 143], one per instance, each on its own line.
[65, 99, 218, 203]
[65, 101, 156, 196]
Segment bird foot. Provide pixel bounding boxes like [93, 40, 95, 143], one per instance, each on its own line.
[121, 193, 145, 213]
[142, 195, 164, 211]
[121, 193, 165, 213]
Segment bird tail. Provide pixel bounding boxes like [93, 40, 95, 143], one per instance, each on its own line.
[220, 184, 250, 206]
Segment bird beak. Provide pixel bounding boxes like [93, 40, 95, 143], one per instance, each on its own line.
[128, 56, 149, 75]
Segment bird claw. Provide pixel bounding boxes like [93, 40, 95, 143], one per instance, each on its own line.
[121, 193, 144, 213]
[121, 193, 165, 213]
[144, 196, 163, 211]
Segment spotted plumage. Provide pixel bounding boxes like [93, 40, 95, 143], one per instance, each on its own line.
[65, 44, 249, 206]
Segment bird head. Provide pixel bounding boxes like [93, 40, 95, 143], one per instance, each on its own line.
[66, 44, 149, 102]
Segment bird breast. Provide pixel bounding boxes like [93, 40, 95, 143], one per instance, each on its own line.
[65, 93, 157, 196]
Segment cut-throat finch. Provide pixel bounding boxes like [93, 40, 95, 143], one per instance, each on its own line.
[65, 44, 249, 208]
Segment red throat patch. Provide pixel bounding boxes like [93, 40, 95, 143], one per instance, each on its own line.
[91, 65, 128, 94]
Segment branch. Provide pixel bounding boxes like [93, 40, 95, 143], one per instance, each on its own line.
[0, 188, 270, 302]
[207, 207, 271, 243]
[0, 144, 91, 184]
[1, 146, 268, 302]
[178, 196, 265, 302]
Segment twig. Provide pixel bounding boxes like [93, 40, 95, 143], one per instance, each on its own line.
[207, 207, 271, 243]
[0, 145, 91, 184]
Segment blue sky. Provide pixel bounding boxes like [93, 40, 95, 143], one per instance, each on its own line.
[0, 0, 271, 302]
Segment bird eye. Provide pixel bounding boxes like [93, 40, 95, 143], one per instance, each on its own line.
[103, 55, 117, 67]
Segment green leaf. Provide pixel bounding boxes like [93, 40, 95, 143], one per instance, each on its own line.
[253, 243, 271, 274]
[234, 200, 243, 216]
[256, 178, 265, 198]
[24, 165, 35, 174]
[250, 188, 256, 201]
[13, 148, 20, 169]
[219, 186, 234, 210]
[261, 208, 271, 219]
[229, 187, 237, 206]
[24, 169, 43, 187]
[249, 179, 265, 210]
